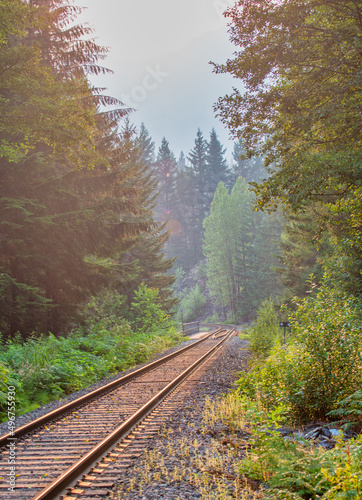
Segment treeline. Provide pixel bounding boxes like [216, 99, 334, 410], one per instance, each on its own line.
[150, 128, 264, 271]
[0, 0, 176, 338]
[146, 126, 279, 321]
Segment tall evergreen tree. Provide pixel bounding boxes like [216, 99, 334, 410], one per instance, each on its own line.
[205, 129, 230, 204]
[172, 167, 198, 270]
[153, 137, 177, 223]
[0, 0, 156, 336]
[276, 206, 330, 302]
[138, 122, 155, 167]
[231, 140, 265, 184]
[203, 177, 282, 320]
[186, 129, 209, 264]
[115, 122, 176, 313]
[177, 151, 186, 171]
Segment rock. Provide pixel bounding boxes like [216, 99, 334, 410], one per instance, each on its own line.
[329, 428, 343, 438]
[304, 427, 323, 440]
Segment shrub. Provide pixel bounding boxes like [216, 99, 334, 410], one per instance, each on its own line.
[247, 298, 281, 359]
[177, 285, 207, 323]
[237, 279, 362, 422]
[204, 393, 362, 498]
[130, 283, 174, 333]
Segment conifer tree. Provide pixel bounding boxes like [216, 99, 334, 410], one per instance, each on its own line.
[231, 140, 265, 184]
[115, 122, 177, 313]
[0, 0, 156, 335]
[205, 129, 230, 204]
[276, 207, 330, 301]
[153, 137, 177, 223]
[186, 129, 209, 264]
[177, 151, 186, 171]
[138, 123, 155, 167]
[203, 178, 282, 320]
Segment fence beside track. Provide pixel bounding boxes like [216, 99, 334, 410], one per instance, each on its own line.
[181, 321, 200, 335]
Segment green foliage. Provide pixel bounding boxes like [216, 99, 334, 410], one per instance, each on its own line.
[0, 3, 176, 338]
[276, 206, 332, 302]
[0, 360, 10, 413]
[215, 0, 362, 300]
[177, 285, 207, 323]
[130, 283, 174, 334]
[0, 287, 183, 421]
[328, 390, 362, 427]
[215, 0, 362, 209]
[244, 406, 362, 499]
[237, 279, 362, 422]
[247, 298, 280, 360]
[207, 393, 362, 498]
[81, 290, 128, 328]
[203, 178, 282, 321]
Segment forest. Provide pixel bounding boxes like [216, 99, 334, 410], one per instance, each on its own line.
[0, 2, 362, 492]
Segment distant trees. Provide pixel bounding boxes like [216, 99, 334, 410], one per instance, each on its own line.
[153, 137, 178, 223]
[156, 128, 231, 271]
[203, 178, 282, 320]
[231, 140, 265, 184]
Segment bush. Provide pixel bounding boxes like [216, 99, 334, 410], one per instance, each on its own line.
[247, 298, 281, 359]
[204, 393, 362, 498]
[177, 285, 207, 323]
[237, 279, 362, 422]
[130, 283, 173, 333]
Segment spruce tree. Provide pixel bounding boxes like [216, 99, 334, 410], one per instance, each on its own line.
[186, 129, 209, 264]
[116, 122, 176, 313]
[0, 1, 153, 335]
[153, 137, 177, 223]
[231, 140, 264, 184]
[205, 129, 230, 205]
[138, 123, 155, 167]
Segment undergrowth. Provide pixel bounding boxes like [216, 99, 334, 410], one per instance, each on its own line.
[0, 284, 184, 421]
[203, 394, 362, 499]
[239, 277, 362, 423]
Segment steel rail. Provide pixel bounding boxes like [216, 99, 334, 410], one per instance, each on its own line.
[30, 328, 235, 500]
[0, 327, 222, 447]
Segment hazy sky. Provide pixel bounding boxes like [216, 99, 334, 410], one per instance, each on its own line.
[75, 0, 239, 160]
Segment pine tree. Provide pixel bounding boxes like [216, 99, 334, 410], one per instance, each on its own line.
[115, 122, 176, 313]
[186, 129, 209, 264]
[154, 137, 177, 222]
[0, 1, 153, 336]
[276, 207, 330, 301]
[138, 123, 155, 167]
[231, 140, 264, 184]
[203, 177, 282, 320]
[205, 129, 230, 205]
[177, 151, 186, 171]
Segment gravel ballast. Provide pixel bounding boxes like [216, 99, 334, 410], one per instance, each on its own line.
[0, 337, 198, 437]
[111, 335, 254, 500]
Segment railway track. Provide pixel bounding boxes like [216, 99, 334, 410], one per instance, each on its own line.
[0, 327, 236, 500]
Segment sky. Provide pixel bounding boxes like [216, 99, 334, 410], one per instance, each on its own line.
[75, 0, 240, 161]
